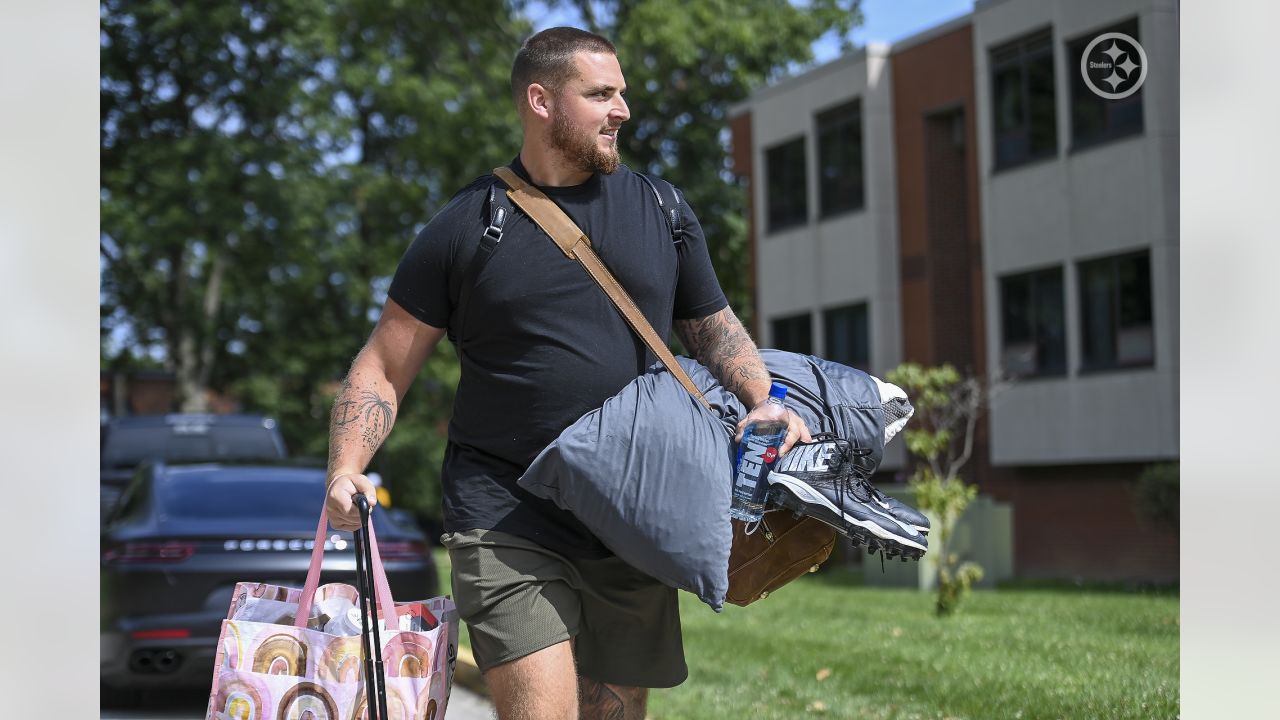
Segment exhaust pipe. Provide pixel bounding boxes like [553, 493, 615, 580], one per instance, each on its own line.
[129, 649, 183, 674]
[154, 649, 181, 673]
[128, 650, 153, 673]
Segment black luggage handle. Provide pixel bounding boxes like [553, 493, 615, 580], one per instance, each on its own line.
[353, 495, 389, 720]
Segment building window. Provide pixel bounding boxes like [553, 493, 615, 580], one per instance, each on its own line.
[765, 136, 808, 233]
[823, 303, 869, 369]
[999, 266, 1066, 377]
[990, 27, 1058, 170]
[1067, 18, 1144, 149]
[816, 99, 864, 218]
[771, 313, 812, 354]
[1079, 251, 1154, 371]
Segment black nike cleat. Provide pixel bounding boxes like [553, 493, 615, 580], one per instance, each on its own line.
[765, 436, 929, 559]
[793, 434, 930, 536]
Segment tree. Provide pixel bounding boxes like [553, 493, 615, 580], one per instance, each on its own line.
[886, 363, 1003, 616]
[101, 0, 328, 410]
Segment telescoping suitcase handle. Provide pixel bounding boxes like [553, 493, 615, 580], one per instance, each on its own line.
[354, 495, 389, 720]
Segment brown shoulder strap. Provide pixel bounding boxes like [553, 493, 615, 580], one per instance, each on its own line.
[493, 166, 711, 409]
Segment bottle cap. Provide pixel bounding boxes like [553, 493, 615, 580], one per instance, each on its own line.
[768, 383, 787, 400]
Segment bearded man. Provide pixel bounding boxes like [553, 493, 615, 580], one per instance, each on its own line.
[323, 26, 810, 720]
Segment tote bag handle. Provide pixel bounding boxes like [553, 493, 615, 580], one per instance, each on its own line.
[292, 505, 405, 630]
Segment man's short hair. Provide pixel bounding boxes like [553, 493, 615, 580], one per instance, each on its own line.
[511, 27, 617, 111]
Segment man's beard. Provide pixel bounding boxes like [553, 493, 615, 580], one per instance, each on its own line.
[549, 105, 621, 175]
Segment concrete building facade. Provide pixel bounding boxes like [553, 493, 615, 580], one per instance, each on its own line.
[728, 0, 1178, 581]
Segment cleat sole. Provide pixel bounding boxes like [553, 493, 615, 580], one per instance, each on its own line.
[770, 489, 927, 561]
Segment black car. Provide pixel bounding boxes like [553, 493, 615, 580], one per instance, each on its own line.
[100, 414, 288, 519]
[100, 461, 439, 703]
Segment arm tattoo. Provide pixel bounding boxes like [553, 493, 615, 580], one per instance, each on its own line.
[674, 308, 771, 402]
[577, 676, 627, 720]
[331, 377, 397, 454]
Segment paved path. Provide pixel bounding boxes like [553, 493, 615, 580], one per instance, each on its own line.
[102, 685, 493, 719]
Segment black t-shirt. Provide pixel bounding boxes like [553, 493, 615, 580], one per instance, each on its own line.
[388, 156, 728, 557]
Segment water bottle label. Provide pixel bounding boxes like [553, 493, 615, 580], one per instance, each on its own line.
[730, 425, 787, 521]
[735, 433, 776, 492]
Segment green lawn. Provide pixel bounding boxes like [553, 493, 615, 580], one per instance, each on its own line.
[433, 551, 1178, 719]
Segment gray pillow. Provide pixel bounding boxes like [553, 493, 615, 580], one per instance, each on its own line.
[518, 358, 738, 610]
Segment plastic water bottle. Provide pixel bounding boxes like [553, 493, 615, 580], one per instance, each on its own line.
[729, 383, 789, 522]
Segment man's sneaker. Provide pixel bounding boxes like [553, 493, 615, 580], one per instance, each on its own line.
[765, 436, 928, 559]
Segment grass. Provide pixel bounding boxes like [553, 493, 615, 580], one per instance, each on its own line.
[433, 551, 1178, 719]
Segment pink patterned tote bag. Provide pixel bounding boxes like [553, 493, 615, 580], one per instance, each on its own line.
[205, 506, 458, 720]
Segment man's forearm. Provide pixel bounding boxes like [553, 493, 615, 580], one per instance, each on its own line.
[674, 308, 772, 407]
[327, 355, 399, 483]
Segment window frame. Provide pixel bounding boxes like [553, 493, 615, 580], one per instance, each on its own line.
[989, 26, 1059, 172]
[815, 98, 865, 219]
[998, 264, 1068, 379]
[822, 301, 871, 370]
[764, 135, 809, 234]
[1077, 249, 1155, 373]
[770, 312, 813, 355]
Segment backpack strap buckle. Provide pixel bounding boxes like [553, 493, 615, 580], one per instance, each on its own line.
[482, 185, 509, 245]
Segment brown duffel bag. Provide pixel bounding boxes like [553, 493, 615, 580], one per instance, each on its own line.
[726, 512, 837, 606]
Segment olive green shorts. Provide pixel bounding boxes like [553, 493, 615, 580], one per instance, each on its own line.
[441, 528, 687, 688]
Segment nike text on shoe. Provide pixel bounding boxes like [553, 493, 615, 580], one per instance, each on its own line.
[766, 437, 928, 559]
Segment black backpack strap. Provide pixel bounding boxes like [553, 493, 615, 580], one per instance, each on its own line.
[451, 172, 680, 349]
[449, 178, 513, 349]
[637, 172, 686, 247]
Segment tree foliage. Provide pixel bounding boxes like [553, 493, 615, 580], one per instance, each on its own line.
[101, 0, 861, 520]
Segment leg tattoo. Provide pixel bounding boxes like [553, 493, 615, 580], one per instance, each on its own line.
[578, 676, 625, 720]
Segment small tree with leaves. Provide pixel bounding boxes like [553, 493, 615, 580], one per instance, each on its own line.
[886, 362, 1001, 616]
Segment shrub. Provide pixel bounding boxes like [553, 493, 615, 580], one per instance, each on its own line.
[1135, 462, 1178, 533]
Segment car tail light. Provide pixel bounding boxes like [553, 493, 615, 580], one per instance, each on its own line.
[377, 541, 427, 561]
[103, 541, 196, 564]
[131, 628, 191, 640]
